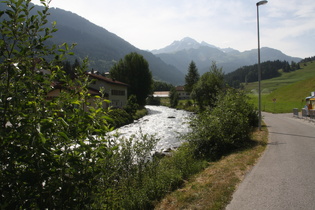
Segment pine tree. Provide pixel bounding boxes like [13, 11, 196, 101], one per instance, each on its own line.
[185, 61, 200, 93]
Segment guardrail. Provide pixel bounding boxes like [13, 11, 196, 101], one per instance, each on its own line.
[293, 108, 299, 118]
[301, 108, 308, 118]
[294, 108, 315, 123]
[310, 110, 315, 120]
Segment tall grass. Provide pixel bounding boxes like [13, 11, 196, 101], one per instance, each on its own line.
[94, 133, 208, 209]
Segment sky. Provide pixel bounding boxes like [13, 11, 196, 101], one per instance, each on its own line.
[32, 0, 315, 58]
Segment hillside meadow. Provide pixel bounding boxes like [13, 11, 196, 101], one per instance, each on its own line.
[244, 61, 315, 113]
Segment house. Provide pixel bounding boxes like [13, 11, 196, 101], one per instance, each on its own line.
[175, 86, 190, 100]
[152, 86, 190, 100]
[46, 82, 105, 110]
[86, 72, 128, 108]
[47, 72, 128, 109]
[153, 91, 170, 98]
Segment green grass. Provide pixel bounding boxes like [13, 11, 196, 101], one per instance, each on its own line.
[134, 108, 148, 119]
[245, 62, 315, 92]
[160, 97, 170, 106]
[245, 61, 315, 113]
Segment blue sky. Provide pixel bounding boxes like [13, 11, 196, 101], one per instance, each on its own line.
[33, 0, 315, 58]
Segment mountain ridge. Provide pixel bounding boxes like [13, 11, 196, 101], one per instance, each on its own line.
[151, 37, 220, 54]
[43, 6, 185, 84]
[151, 37, 302, 74]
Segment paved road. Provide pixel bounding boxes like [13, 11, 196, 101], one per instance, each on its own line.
[226, 113, 315, 210]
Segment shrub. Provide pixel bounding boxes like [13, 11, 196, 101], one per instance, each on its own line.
[186, 89, 258, 159]
[124, 94, 139, 116]
[134, 108, 148, 120]
[169, 87, 179, 108]
[146, 95, 161, 105]
[116, 145, 206, 209]
[97, 131, 159, 209]
[96, 134, 206, 209]
[108, 108, 134, 128]
[186, 100, 193, 107]
[0, 1, 115, 208]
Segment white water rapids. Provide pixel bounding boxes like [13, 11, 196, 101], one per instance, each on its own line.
[111, 105, 193, 153]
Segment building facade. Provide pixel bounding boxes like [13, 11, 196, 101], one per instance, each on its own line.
[87, 73, 128, 108]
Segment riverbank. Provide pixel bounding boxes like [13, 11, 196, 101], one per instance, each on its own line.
[155, 124, 268, 209]
[102, 90, 264, 209]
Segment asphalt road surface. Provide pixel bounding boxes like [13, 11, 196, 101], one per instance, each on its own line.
[226, 112, 315, 210]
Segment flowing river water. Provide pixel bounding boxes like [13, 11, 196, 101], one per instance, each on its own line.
[111, 105, 193, 153]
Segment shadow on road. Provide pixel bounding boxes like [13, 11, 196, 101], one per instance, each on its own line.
[267, 141, 286, 145]
[269, 132, 315, 139]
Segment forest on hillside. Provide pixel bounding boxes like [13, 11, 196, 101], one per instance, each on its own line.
[225, 60, 301, 88]
[300, 56, 315, 63]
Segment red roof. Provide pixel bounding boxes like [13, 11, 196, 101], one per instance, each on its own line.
[175, 86, 185, 91]
[86, 72, 128, 87]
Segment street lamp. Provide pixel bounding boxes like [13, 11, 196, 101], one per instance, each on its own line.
[256, 0, 267, 131]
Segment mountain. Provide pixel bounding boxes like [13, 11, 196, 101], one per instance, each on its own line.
[46, 7, 185, 84]
[0, 2, 184, 85]
[151, 37, 231, 55]
[152, 37, 216, 54]
[152, 38, 302, 75]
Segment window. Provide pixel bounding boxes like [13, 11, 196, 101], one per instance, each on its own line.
[111, 89, 125, 96]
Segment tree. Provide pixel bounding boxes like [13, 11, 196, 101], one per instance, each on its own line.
[152, 80, 174, 91]
[283, 61, 291, 72]
[169, 87, 179, 108]
[185, 61, 200, 93]
[0, 1, 112, 208]
[191, 62, 225, 110]
[186, 89, 258, 159]
[290, 61, 300, 71]
[110, 52, 153, 106]
[61, 59, 80, 79]
[124, 94, 139, 116]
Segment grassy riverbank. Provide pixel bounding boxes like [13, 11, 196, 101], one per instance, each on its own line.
[155, 124, 268, 209]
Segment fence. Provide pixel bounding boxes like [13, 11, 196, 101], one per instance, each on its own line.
[293, 108, 299, 117]
[294, 108, 315, 123]
[310, 110, 315, 120]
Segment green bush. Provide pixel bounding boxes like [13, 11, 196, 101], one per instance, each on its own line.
[102, 131, 159, 209]
[146, 95, 161, 105]
[95, 134, 206, 209]
[0, 1, 115, 208]
[186, 89, 258, 159]
[134, 108, 148, 120]
[108, 108, 134, 128]
[124, 95, 139, 116]
[169, 87, 179, 108]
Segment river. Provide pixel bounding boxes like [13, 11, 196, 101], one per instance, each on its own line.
[111, 105, 193, 153]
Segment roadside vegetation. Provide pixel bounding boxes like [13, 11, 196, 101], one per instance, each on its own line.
[156, 124, 268, 209]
